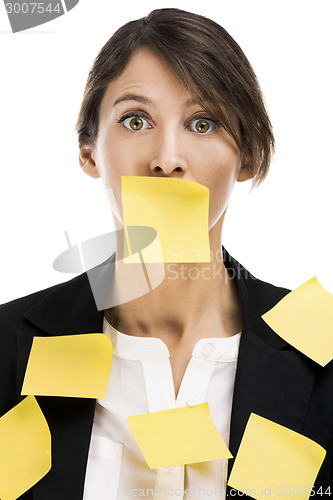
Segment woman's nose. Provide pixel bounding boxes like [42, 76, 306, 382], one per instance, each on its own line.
[149, 129, 188, 176]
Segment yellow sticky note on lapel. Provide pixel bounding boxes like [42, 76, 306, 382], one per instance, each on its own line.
[262, 277, 333, 366]
[121, 176, 210, 263]
[21, 334, 113, 398]
[0, 396, 51, 500]
[228, 413, 326, 500]
[127, 403, 232, 469]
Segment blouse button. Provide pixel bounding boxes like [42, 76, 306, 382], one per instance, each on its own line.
[186, 395, 199, 407]
[202, 343, 214, 356]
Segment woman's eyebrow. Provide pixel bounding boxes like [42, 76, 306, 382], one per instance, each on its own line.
[112, 94, 200, 108]
[184, 97, 200, 107]
[112, 93, 153, 107]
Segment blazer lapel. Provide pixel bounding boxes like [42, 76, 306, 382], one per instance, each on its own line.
[16, 271, 104, 500]
[224, 250, 318, 491]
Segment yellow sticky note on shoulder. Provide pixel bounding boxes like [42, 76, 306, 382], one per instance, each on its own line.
[127, 403, 232, 469]
[228, 413, 326, 500]
[122, 176, 210, 263]
[21, 334, 113, 398]
[262, 277, 333, 366]
[0, 396, 51, 500]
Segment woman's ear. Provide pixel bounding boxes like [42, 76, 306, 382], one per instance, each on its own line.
[237, 151, 254, 182]
[79, 143, 100, 179]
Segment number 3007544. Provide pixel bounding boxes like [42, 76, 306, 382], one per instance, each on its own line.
[5, 3, 62, 14]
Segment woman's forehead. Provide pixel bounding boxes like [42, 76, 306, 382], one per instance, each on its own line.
[99, 50, 202, 117]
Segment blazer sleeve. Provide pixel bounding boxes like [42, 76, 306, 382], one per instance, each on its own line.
[0, 302, 20, 417]
[0, 284, 59, 418]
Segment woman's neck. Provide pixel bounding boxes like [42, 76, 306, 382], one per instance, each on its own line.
[105, 220, 242, 343]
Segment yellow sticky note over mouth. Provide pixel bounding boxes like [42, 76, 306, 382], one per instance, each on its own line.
[0, 396, 51, 500]
[228, 413, 326, 500]
[121, 176, 210, 263]
[21, 334, 113, 398]
[127, 403, 232, 469]
[262, 277, 333, 366]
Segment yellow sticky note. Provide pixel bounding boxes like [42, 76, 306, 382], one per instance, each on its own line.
[228, 413, 326, 500]
[127, 403, 232, 469]
[262, 277, 333, 366]
[21, 334, 113, 398]
[0, 396, 51, 500]
[121, 176, 210, 263]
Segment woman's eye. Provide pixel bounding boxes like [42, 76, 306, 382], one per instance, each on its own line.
[122, 115, 150, 131]
[189, 118, 217, 134]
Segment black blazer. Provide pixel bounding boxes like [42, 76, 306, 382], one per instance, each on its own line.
[0, 248, 332, 499]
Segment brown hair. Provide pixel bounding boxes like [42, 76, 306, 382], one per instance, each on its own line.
[76, 8, 274, 187]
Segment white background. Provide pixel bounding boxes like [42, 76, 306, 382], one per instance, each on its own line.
[0, 0, 332, 303]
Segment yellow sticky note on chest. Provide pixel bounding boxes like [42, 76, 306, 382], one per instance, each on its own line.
[0, 396, 51, 500]
[21, 334, 113, 398]
[121, 176, 210, 263]
[127, 403, 232, 469]
[262, 276, 333, 366]
[228, 413, 326, 500]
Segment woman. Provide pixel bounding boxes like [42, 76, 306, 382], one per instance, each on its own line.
[0, 8, 331, 500]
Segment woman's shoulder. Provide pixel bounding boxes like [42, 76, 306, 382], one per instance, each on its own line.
[0, 283, 61, 325]
[0, 279, 72, 331]
[0, 272, 93, 336]
[223, 247, 291, 315]
[0, 272, 94, 416]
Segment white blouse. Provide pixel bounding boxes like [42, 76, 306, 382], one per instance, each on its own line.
[83, 316, 241, 500]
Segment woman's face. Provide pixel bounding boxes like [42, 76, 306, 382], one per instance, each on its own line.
[81, 49, 253, 231]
